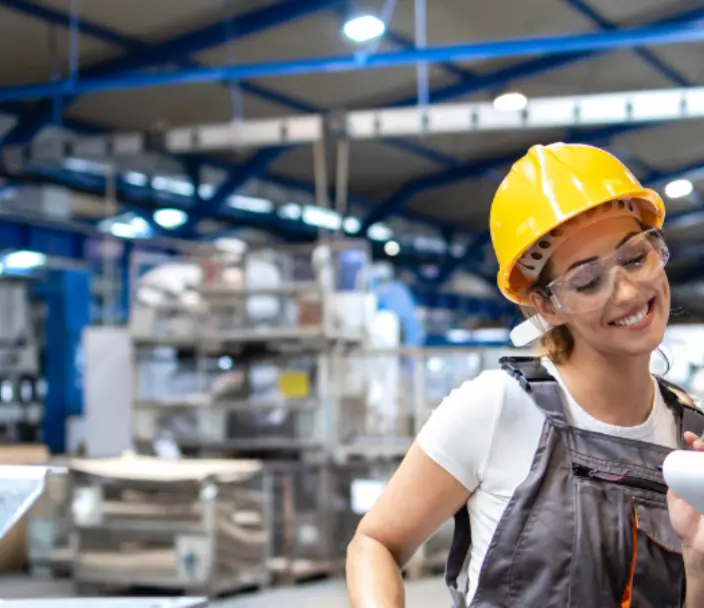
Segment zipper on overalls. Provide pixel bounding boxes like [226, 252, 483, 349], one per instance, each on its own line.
[571, 462, 668, 495]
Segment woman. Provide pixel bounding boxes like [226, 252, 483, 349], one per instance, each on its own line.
[346, 143, 704, 608]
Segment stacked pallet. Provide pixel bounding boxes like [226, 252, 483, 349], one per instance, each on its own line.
[69, 455, 271, 597]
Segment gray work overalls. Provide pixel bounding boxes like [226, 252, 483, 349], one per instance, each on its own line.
[444, 357, 704, 608]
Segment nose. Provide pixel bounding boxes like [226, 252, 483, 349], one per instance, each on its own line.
[611, 268, 640, 302]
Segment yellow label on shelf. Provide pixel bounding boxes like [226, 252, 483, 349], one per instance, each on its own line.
[278, 371, 310, 398]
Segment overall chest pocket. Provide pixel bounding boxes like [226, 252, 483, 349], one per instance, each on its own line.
[572, 464, 684, 608]
[628, 498, 684, 608]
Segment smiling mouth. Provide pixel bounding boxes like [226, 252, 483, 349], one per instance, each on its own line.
[608, 298, 655, 328]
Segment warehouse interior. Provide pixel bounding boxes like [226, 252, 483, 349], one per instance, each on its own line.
[2, 0, 704, 606]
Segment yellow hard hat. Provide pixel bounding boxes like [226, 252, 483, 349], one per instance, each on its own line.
[490, 142, 666, 305]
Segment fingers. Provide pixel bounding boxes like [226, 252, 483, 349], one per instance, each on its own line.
[684, 431, 704, 450]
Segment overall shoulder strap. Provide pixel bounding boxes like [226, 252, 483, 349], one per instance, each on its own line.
[499, 356, 568, 425]
[656, 376, 704, 443]
[443, 356, 565, 607]
[444, 507, 471, 608]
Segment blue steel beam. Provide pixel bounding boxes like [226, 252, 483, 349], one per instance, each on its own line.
[563, 0, 690, 86]
[175, 147, 289, 237]
[384, 30, 475, 81]
[0, 0, 339, 145]
[5, 18, 704, 101]
[0, 0, 460, 174]
[387, 5, 704, 106]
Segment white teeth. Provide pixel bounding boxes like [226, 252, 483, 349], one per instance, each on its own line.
[613, 304, 649, 327]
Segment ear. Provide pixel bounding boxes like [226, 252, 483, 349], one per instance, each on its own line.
[529, 290, 566, 327]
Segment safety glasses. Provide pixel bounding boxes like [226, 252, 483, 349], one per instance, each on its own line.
[540, 228, 669, 314]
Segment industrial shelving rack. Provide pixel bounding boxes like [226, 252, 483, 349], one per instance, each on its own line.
[123, 238, 373, 586]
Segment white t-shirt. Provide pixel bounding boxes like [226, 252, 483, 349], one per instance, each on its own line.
[416, 359, 677, 603]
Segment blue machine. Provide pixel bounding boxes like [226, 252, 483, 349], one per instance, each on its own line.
[375, 279, 425, 348]
[44, 268, 91, 453]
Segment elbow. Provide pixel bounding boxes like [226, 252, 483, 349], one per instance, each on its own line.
[346, 529, 366, 560]
[346, 527, 404, 568]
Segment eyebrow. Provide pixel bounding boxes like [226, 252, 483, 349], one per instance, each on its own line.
[566, 231, 641, 271]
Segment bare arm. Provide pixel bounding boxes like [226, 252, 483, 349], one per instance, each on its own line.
[346, 442, 471, 608]
[684, 551, 704, 608]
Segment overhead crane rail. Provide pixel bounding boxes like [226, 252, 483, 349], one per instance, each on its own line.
[3, 87, 704, 166]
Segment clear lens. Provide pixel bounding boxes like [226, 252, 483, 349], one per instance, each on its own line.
[547, 229, 668, 314]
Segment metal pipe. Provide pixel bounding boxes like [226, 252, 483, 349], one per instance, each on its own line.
[312, 139, 329, 210]
[334, 138, 350, 238]
[2, 19, 704, 102]
[414, 0, 428, 109]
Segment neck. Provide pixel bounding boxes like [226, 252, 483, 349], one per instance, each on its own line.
[554, 342, 654, 427]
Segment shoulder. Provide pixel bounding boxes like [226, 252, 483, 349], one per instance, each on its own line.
[417, 369, 540, 491]
[419, 367, 543, 431]
[426, 369, 515, 420]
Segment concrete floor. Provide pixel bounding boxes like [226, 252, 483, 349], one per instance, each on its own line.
[0, 575, 450, 607]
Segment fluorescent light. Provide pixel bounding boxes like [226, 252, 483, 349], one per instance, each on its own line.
[343, 217, 361, 233]
[427, 357, 444, 373]
[152, 176, 194, 197]
[446, 329, 472, 343]
[278, 203, 302, 220]
[665, 178, 693, 199]
[228, 195, 273, 213]
[368, 223, 392, 241]
[4, 250, 46, 269]
[123, 171, 148, 186]
[110, 223, 136, 239]
[153, 208, 188, 229]
[384, 240, 400, 256]
[342, 14, 386, 43]
[199, 184, 215, 198]
[303, 206, 342, 230]
[99, 213, 152, 239]
[218, 356, 233, 371]
[63, 157, 107, 174]
[493, 92, 528, 112]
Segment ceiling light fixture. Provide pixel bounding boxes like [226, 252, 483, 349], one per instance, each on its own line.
[153, 208, 188, 229]
[342, 14, 386, 43]
[664, 178, 694, 199]
[493, 92, 528, 112]
[384, 240, 400, 256]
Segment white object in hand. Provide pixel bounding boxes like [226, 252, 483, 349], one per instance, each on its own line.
[662, 450, 704, 515]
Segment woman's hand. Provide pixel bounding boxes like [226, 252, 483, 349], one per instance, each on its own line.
[668, 432, 704, 571]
